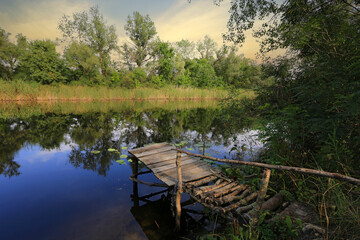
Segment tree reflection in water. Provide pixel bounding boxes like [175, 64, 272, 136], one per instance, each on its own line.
[0, 102, 251, 178]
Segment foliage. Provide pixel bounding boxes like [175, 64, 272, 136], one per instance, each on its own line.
[185, 59, 222, 88]
[63, 41, 100, 84]
[151, 40, 175, 83]
[19, 40, 66, 84]
[123, 11, 157, 67]
[58, 6, 118, 77]
[174, 39, 195, 60]
[0, 28, 27, 80]
[196, 35, 217, 62]
[214, 51, 261, 88]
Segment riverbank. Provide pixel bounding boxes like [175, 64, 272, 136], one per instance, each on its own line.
[0, 80, 255, 101]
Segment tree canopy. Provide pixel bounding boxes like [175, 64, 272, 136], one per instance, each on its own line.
[58, 6, 118, 77]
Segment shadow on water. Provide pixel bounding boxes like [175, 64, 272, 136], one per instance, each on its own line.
[0, 101, 258, 239]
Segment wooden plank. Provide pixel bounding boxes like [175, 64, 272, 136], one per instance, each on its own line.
[134, 146, 176, 158]
[151, 157, 200, 173]
[140, 152, 186, 165]
[129, 142, 169, 155]
[145, 155, 190, 169]
[157, 160, 210, 177]
[148, 157, 198, 172]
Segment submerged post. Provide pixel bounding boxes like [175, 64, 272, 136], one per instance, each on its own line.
[251, 168, 271, 226]
[175, 150, 183, 231]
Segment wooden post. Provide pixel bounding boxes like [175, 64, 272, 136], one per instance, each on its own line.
[132, 158, 139, 208]
[175, 150, 183, 231]
[251, 168, 271, 226]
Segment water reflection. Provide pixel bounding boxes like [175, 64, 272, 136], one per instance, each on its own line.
[0, 102, 253, 178]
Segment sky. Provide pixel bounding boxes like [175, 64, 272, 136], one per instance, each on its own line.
[0, 0, 265, 59]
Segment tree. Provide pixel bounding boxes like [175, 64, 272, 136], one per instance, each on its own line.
[19, 40, 66, 84]
[196, 35, 217, 61]
[64, 41, 100, 84]
[123, 11, 157, 67]
[0, 28, 27, 80]
[185, 59, 221, 88]
[151, 40, 175, 83]
[174, 39, 195, 59]
[58, 6, 118, 77]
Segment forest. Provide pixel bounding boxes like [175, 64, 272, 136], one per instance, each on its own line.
[0, 7, 267, 90]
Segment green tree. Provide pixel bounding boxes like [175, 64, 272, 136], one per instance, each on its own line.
[0, 28, 27, 80]
[196, 35, 217, 62]
[58, 6, 118, 77]
[64, 41, 100, 84]
[19, 40, 66, 84]
[185, 59, 221, 88]
[123, 11, 157, 67]
[151, 40, 175, 83]
[174, 39, 195, 60]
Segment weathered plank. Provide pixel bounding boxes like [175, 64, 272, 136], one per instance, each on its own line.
[130, 143, 218, 186]
[128, 142, 169, 155]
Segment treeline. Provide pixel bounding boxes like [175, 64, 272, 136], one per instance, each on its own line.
[0, 7, 267, 89]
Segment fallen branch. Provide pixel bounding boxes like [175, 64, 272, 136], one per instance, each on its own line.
[176, 149, 360, 186]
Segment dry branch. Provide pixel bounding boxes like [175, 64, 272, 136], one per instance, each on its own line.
[177, 149, 360, 185]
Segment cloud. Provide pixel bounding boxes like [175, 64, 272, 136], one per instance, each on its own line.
[0, 0, 90, 41]
[154, 0, 262, 59]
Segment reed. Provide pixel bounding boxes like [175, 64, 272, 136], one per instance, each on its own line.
[0, 80, 255, 101]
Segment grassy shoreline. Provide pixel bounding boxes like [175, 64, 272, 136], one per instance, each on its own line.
[0, 80, 255, 101]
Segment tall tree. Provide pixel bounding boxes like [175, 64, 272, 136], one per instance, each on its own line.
[20, 40, 66, 84]
[64, 41, 100, 84]
[123, 11, 157, 67]
[174, 39, 195, 59]
[0, 28, 27, 80]
[196, 35, 217, 61]
[58, 6, 118, 77]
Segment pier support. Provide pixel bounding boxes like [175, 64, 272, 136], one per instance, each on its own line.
[175, 150, 183, 231]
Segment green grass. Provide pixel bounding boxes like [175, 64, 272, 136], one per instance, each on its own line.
[0, 80, 255, 101]
[0, 100, 221, 119]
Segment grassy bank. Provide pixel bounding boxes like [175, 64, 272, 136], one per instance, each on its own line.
[0, 80, 255, 101]
[0, 100, 220, 119]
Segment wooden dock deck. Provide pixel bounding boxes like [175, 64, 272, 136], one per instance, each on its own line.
[129, 142, 220, 186]
[129, 142, 267, 222]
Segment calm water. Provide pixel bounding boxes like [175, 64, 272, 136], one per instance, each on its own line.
[0, 101, 261, 240]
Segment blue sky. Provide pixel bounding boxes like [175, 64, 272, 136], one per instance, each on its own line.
[0, 0, 263, 59]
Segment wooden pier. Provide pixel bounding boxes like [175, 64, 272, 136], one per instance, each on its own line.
[129, 142, 271, 226]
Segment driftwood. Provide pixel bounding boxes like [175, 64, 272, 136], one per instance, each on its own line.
[177, 149, 360, 185]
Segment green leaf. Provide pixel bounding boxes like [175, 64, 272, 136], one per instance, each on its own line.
[120, 154, 128, 159]
[108, 148, 117, 152]
[116, 160, 125, 165]
[91, 150, 100, 154]
[121, 146, 128, 150]
[127, 159, 133, 163]
[285, 216, 292, 229]
[187, 148, 194, 151]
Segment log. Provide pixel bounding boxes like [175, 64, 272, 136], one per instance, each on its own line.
[214, 185, 248, 205]
[194, 181, 229, 196]
[223, 191, 258, 213]
[251, 169, 271, 226]
[211, 182, 239, 198]
[193, 179, 223, 194]
[261, 193, 283, 211]
[185, 175, 218, 187]
[177, 149, 360, 186]
[236, 202, 256, 215]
